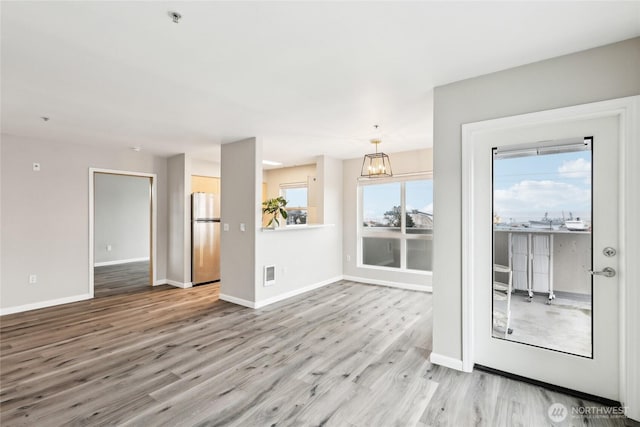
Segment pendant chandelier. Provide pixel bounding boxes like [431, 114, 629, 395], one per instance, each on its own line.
[361, 126, 393, 178]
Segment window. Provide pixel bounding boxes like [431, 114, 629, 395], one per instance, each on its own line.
[360, 176, 433, 272]
[280, 183, 308, 225]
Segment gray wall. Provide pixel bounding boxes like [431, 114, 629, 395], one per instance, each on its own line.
[167, 154, 191, 286]
[342, 148, 433, 288]
[220, 138, 261, 302]
[432, 37, 640, 361]
[0, 134, 168, 310]
[94, 173, 150, 265]
[493, 231, 591, 295]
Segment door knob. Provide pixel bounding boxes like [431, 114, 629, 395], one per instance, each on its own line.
[589, 267, 616, 278]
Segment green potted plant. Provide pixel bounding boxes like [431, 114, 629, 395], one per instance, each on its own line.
[262, 196, 288, 228]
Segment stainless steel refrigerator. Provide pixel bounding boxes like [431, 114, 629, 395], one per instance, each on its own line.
[191, 192, 221, 285]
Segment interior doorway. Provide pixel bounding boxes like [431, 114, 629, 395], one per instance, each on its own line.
[89, 169, 157, 298]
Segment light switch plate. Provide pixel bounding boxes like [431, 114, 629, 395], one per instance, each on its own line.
[223, 223, 229, 232]
[240, 223, 246, 232]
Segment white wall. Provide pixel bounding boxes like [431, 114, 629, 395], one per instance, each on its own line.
[432, 37, 640, 362]
[255, 155, 343, 305]
[94, 173, 150, 265]
[0, 134, 168, 311]
[342, 148, 433, 289]
[191, 158, 220, 177]
[317, 156, 342, 226]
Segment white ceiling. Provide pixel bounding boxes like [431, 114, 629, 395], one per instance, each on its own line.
[2, 2, 638, 166]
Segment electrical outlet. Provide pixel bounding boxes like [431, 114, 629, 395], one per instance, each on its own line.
[346, 254, 351, 262]
[240, 223, 246, 232]
[29, 274, 37, 284]
[106, 244, 112, 252]
[223, 223, 229, 232]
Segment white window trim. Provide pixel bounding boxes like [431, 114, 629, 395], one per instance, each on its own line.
[280, 182, 309, 225]
[357, 172, 434, 274]
[279, 182, 308, 210]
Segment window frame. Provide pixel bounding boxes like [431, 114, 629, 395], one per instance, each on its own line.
[357, 172, 433, 274]
[279, 182, 308, 225]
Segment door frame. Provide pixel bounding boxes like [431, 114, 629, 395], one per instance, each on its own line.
[89, 168, 158, 297]
[461, 96, 639, 415]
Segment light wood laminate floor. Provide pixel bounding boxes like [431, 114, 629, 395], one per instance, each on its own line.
[94, 261, 151, 298]
[0, 281, 635, 426]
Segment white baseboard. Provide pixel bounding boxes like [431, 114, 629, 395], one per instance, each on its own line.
[430, 352, 465, 371]
[0, 293, 92, 316]
[165, 280, 193, 289]
[254, 275, 343, 309]
[94, 257, 150, 267]
[342, 275, 432, 293]
[220, 276, 343, 310]
[218, 276, 430, 309]
[219, 293, 256, 308]
[154, 279, 167, 286]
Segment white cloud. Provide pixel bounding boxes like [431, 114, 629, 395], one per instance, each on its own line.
[558, 158, 591, 182]
[494, 180, 590, 219]
[406, 203, 433, 214]
[363, 209, 382, 221]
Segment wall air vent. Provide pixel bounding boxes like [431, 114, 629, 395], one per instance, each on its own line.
[264, 265, 276, 287]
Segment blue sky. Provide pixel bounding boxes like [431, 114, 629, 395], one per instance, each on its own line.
[284, 187, 307, 208]
[362, 180, 433, 223]
[493, 151, 591, 222]
[359, 151, 590, 225]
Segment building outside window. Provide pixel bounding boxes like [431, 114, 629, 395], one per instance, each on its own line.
[359, 176, 433, 272]
[280, 183, 308, 225]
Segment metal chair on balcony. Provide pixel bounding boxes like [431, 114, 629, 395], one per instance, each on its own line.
[493, 263, 514, 338]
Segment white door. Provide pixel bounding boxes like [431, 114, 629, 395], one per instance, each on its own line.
[466, 113, 620, 400]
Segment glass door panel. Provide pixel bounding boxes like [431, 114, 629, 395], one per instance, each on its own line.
[492, 138, 593, 357]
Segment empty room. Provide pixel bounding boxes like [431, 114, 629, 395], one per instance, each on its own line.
[1, 2, 639, 426]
